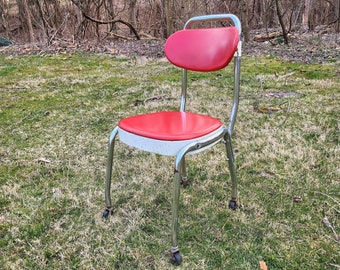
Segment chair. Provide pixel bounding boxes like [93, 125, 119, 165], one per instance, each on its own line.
[102, 14, 242, 265]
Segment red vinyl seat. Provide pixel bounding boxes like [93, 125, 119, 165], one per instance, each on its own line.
[119, 111, 222, 141]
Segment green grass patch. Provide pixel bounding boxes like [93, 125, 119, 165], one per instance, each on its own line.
[0, 53, 339, 269]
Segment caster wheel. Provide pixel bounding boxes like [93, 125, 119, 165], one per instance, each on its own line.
[102, 209, 111, 218]
[181, 177, 188, 187]
[228, 200, 237, 210]
[171, 251, 182, 266]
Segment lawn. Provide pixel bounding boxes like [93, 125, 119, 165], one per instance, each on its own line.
[0, 52, 339, 269]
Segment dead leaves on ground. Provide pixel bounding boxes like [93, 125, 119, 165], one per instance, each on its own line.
[253, 102, 288, 114]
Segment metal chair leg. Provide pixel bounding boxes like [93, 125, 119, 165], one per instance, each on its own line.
[224, 132, 238, 210]
[170, 156, 183, 265]
[103, 126, 119, 218]
[180, 157, 188, 187]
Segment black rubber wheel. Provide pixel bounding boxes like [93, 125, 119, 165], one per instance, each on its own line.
[102, 209, 110, 218]
[181, 179, 188, 187]
[171, 251, 182, 266]
[228, 200, 237, 210]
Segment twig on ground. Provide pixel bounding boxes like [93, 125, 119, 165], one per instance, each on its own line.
[144, 94, 169, 103]
[322, 216, 339, 242]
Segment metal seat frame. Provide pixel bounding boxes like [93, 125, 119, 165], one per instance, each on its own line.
[103, 14, 242, 265]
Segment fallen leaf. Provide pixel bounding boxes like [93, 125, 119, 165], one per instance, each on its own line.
[260, 172, 275, 178]
[293, 196, 302, 202]
[254, 105, 282, 114]
[37, 157, 51, 164]
[259, 261, 268, 270]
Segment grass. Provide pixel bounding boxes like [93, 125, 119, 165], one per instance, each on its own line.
[0, 52, 339, 269]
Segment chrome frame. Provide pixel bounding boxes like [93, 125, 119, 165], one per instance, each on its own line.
[103, 14, 242, 263]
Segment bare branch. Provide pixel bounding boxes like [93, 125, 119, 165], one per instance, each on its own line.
[71, 0, 140, 40]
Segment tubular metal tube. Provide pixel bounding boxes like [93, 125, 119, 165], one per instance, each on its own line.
[228, 55, 241, 136]
[180, 69, 187, 112]
[171, 169, 181, 249]
[224, 132, 238, 199]
[171, 128, 227, 250]
[184, 14, 242, 34]
[105, 126, 119, 209]
[180, 156, 187, 183]
[175, 128, 227, 171]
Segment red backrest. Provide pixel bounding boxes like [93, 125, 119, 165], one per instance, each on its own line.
[164, 27, 239, 72]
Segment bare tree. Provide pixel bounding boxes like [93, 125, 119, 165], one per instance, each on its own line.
[275, 0, 289, 44]
[0, 0, 8, 36]
[16, 0, 34, 43]
[128, 0, 137, 34]
[71, 0, 140, 40]
[160, 0, 173, 37]
[35, 0, 50, 43]
[336, 0, 340, 32]
[240, 0, 250, 42]
[302, 0, 314, 30]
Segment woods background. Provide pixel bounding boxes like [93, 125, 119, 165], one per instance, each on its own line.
[0, 0, 339, 46]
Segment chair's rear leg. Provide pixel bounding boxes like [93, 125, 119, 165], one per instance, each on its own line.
[180, 157, 188, 187]
[224, 132, 238, 210]
[103, 127, 119, 218]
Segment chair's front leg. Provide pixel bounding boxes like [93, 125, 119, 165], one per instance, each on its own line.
[103, 126, 119, 218]
[170, 158, 183, 265]
[224, 132, 238, 210]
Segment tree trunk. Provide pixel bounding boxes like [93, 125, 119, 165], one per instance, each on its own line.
[35, 0, 50, 43]
[336, 0, 340, 33]
[275, 0, 289, 44]
[240, 0, 250, 42]
[0, 0, 8, 35]
[128, 0, 137, 34]
[17, 0, 34, 43]
[160, 0, 174, 37]
[302, 0, 314, 30]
